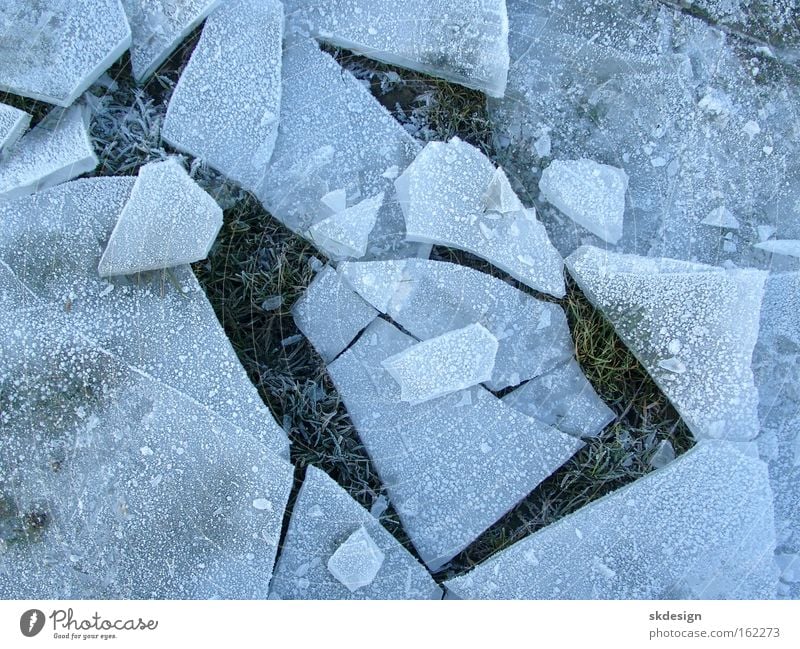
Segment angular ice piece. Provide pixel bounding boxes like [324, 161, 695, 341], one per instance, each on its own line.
[649, 439, 676, 469]
[0, 103, 30, 156]
[327, 318, 584, 571]
[754, 240, 800, 259]
[326, 526, 385, 592]
[0, 178, 289, 458]
[566, 246, 766, 442]
[539, 159, 628, 245]
[283, 0, 510, 97]
[319, 188, 347, 217]
[382, 324, 499, 404]
[0, 304, 293, 598]
[443, 441, 777, 599]
[120, 0, 223, 82]
[307, 193, 383, 260]
[483, 167, 524, 214]
[396, 138, 565, 296]
[0, 1, 131, 107]
[702, 206, 740, 229]
[292, 266, 378, 362]
[162, 0, 283, 190]
[502, 359, 614, 438]
[257, 38, 424, 260]
[269, 466, 440, 599]
[0, 106, 97, 201]
[338, 259, 573, 391]
[98, 158, 223, 276]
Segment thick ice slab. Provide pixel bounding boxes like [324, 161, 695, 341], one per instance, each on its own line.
[256, 38, 426, 261]
[0, 303, 293, 598]
[0, 106, 97, 201]
[307, 193, 383, 260]
[539, 159, 628, 245]
[0, 178, 289, 458]
[98, 158, 223, 276]
[396, 138, 565, 296]
[284, 0, 510, 97]
[338, 259, 573, 391]
[382, 324, 498, 404]
[162, 0, 283, 190]
[292, 265, 378, 363]
[270, 466, 440, 599]
[121, 0, 222, 82]
[503, 359, 614, 439]
[0, 0, 131, 106]
[327, 318, 584, 571]
[0, 103, 29, 156]
[566, 246, 765, 442]
[443, 441, 777, 599]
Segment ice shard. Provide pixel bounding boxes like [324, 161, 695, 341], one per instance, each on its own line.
[98, 158, 223, 276]
[0, 103, 29, 156]
[307, 193, 383, 260]
[754, 240, 800, 260]
[326, 526, 385, 592]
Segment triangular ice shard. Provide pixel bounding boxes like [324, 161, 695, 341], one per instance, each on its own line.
[754, 240, 800, 259]
[0, 106, 97, 201]
[0, 103, 30, 157]
[396, 138, 565, 296]
[256, 38, 426, 261]
[327, 318, 584, 571]
[292, 265, 379, 363]
[338, 259, 573, 391]
[120, 0, 223, 82]
[565, 246, 765, 442]
[0, 0, 131, 107]
[270, 466, 440, 599]
[162, 0, 283, 190]
[98, 158, 223, 276]
[307, 193, 384, 260]
[283, 0, 510, 97]
[443, 441, 778, 599]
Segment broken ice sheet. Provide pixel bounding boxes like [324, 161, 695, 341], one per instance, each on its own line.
[502, 359, 614, 439]
[539, 159, 628, 245]
[0, 102, 30, 157]
[291, 265, 378, 363]
[396, 137, 565, 297]
[381, 324, 499, 404]
[566, 246, 765, 442]
[327, 318, 584, 571]
[443, 441, 777, 599]
[120, 0, 222, 83]
[0, 177, 289, 458]
[256, 37, 426, 261]
[338, 259, 573, 391]
[283, 0, 510, 97]
[307, 192, 384, 260]
[270, 466, 440, 599]
[0, 0, 130, 107]
[98, 158, 223, 276]
[0, 304, 293, 598]
[162, 0, 283, 190]
[0, 106, 97, 202]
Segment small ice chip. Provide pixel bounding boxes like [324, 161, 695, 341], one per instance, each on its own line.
[327, 526, 385, 592]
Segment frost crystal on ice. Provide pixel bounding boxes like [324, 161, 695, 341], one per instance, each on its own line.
[0, 0, 131, 106]
[443, 442, 778, 599]
[162, 0, 283, 190]
[292, 265, 378, 363]
[307, 192, 384, 260]
[327, 318, 584, 571]
[98, 158, 223, 276]
[381, 324, 499, 404]
[396, 138, 565, 296]
[338, 259, 573, 391]
[270, 467, 440, 599]
[0, 103, 29, 157]
[502, 359, 614, 439]
[326, 526, 385, 592]
[539, 159, 628, 245]
[0, 106, 97, 201]
[120, 0, 222, 82]
[566, 246, 765, 442]
[284, 0, 510, 97]
[257, 37, 425, 261]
